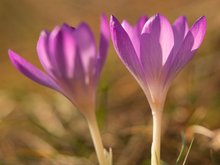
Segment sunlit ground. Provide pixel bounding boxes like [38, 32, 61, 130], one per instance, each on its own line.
[0, 0, 220, 164]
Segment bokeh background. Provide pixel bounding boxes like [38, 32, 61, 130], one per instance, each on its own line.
[0, 0, 220, 164]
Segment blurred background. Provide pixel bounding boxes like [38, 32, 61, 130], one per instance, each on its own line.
[0, 0, 220, 164]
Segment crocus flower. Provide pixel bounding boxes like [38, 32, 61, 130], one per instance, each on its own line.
[110, 14, 206, 165]
[9, 15, 109, 115]
[9, 15, 111, 165]
[110, 14, 206, 111]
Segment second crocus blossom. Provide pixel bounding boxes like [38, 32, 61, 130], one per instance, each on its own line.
[110, 14, 206, 165]
[9, 15, 111, 165]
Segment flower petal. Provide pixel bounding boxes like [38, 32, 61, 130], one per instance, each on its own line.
[48, 24, 77, 78]
[172, 16, 189, 54]
[73, 23, 97, 76]
[163, 31, 195, 84]
[164, 17, 206, 83]
[8, 49, 61, 91]
[96, 14, 110, 78]
[58, 46, 87, 102]
[140, 32, 162, 82]
[110, 15, 145, 82]
[36, 30, 52, 72]
[190, 16, 207, 50]
[122, 20, 140, 56]
[142, 14, 174, 64]
[121, 16, 147, 57]
[136, 16, 148, 34]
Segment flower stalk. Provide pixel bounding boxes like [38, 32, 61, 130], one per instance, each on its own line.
[86, 111, 109, 165]
[151, 110, 162, 165]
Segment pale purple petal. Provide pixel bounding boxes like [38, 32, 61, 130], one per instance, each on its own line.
[47, 24, 77, 78]
[163, 31, 194, 84]
[140, 33, 162, 82]
[73, 23, 97, 76]
[136, 16, 148, 33]
[190, 16, 207, 50]
[46, 25, 63, 77]
[121, 16, 147, 57]
[163, 16, 189, 76]
[58, 46, 87, 101]
[163, 17, 206, 87]
[36, 31, 53, 73]
[72, 48, 87, 91]
[122, 20, 140, 56]
[96, 14, 110, 78]
[110, 15, 145, 81]
[8, 49, 61, 91]
[172, 16, 189, 55]
[142, 14, 174, 64]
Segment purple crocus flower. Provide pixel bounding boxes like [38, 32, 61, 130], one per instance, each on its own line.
[9, 15, 111, 165]
[110, 14, 206, 111]
[110, 14, 206, 164]
[9, 15, 110, 115]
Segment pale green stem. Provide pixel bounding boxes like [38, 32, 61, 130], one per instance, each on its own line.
[151, 110, 162, 165]
[86, 112, 108, 165]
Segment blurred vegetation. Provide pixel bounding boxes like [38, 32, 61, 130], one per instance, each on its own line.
[0, 0, 220, 164]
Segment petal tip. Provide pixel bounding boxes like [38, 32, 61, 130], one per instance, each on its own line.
[110, 15, 118, 27]
[198, 16, 207, 26]
[40, 30, 48, 37]
[8, 49, 16, 60]
[101, 13, 107, 21]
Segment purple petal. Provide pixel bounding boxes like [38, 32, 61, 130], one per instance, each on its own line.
[142, 14, 174, 64]
[58, 46, 87, 103]
[136, 16, 148, 34]
[96, 14, 110, 78]
[164, 16, 206, 81]
[36, 31, 52, 72]
[122, 20, 140, 56]
[140, 33, 162, 82]
[190, 16, 207, 50]
[72, 47, 87, 90]
[48, 24, 77, 78]
[163, 31, 194, 84]
[172, 16, 189, 55]
[73, 23, 97, 76]
[8, 49, 61, 92]
[110, 15, 145, 82]
[120, 16, 147, 57]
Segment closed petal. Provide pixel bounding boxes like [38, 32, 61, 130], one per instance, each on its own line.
[190, 16, 207, 50]
[163, 31, 195, 84]
[96, 14, 110, 79]
[110, 15, 145, 82]
[72, 48, 87, 91]
[58, 46, 87, 103]
[48, 24, 77, 78]
[136, 16, 148, 34]
[122, 20, 140, 56]
[36, 31, 53, 73]
[164, 16, 206, 80]
[73, 23, 97, 77]
[142, 14, 174, 64]
[121, 16, 147, 57]
[8, 50, 61, 92]
[136, 16, 148, 56]
[172, 16, 189, 55]
[140, 33, 162, 82]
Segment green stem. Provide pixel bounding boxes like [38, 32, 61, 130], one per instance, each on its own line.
[86, 112, 108, 165]
[151, 111, 162, 165]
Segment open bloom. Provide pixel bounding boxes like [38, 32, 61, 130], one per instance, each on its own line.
[110, 14, 206, 111]
[9, 15, 110, 115]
